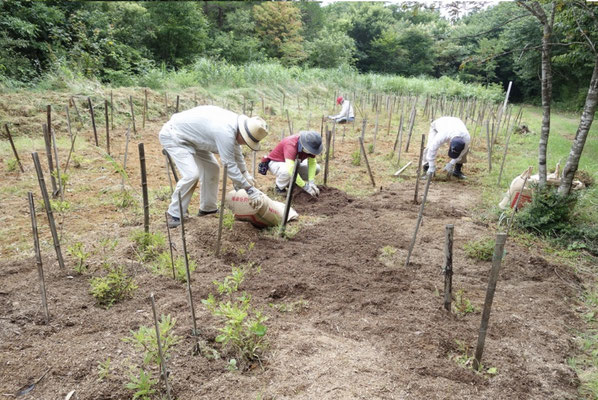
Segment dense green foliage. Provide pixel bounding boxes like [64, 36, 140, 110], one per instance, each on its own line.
[0, 1, 596, 108]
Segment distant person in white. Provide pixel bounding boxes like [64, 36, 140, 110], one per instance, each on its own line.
[423, 116, 470, 180]
[328, 96, 355, 124]
[159, 106, 269, 228]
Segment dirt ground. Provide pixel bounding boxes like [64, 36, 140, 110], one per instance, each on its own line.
[0, 95, 588, 399]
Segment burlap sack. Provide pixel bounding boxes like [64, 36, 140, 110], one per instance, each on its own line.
[225, 189, 299, 228]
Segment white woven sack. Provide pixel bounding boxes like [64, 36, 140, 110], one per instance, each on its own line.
[225, 189, 299, 228]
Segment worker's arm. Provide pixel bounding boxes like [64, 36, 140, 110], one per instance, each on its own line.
[307, 157, 317, 182]
[216, 137, 250, 190]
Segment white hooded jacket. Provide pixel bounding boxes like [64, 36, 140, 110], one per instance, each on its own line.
[424, 117, 470, 169]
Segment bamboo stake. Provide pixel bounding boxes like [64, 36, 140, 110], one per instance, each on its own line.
[358, 137, 376, 188]
[331, 120, 336, 159]
[4, 124, 24, 172]
[143, 89, 148, 129]
[485, 120, 492, 172]
[42, 124, 58, 197]
[404, 174, 432, 267]
[473, 232, 508, 371]
[286, 110, 292, 135]
[63, 106, 79, 174]
[139, 143, 150, 233]
[497, 125, 514, 186]
[324, 129, 332, 186]
[359, 118, 367, 161]
[414, 134, 426, 204]
[165, 212, 176, 280]
[105, 100, 110, 155]
[175, 95, 180, 113]
[280, 157, 300, 237]
[164, 93, 168, 116]
[129, 96, 137, 135]
[386, 101, 393, 136]
[443, 224, 454, 312]
[47, 105, 52, 143]
[88, 97, 99, 146]
[50, 127, 63, 200]
[373, 107, 379, 151]
[122, 126, 131, 186]
[215, 165, 228, 257]
[393, 102, 405, 153]
[149, 293, 172, 400]
[178, 191, 198, 336]
[110, 90, 114, 131]
[404, 102, 417, 152]
[31, 152, 65, 269]
[28, 192, 49, 323]
[393, 161, 412, 177]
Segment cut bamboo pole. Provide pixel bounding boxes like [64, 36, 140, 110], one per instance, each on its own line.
[358, 138, 376, 188]
[46, 105, 52, 143]
[473, 232, 508, 371]
[88, 97, 99, 146]
[497, 125, 514, 186]
[138, 143, 150, 233]
[443, 224, 454, 312]
[215, 165, 228, 257]
[286, 110, 293, 136]
[404, 102, 417, 152]
[373, 107, 379, 151]
[414, 134, 426, 204]
[31, 152, 65, 269]
[280, 157, 300, 237]
[386, 101, 393, 137]
[122, 126, 131, 186]
[110, 90, 114, 131]
[4, 124, 24, 172]
[324, 128, 331, 186]
[165, 212, 176, 280]
[63, 106, 79, 174]
[129, 96, 137, 135]
[178, 192, 198, 336]
[331, 120, 336, 159]
[105, 100, 110, 155]
[42, 124, 58, 197]
[404, 174, 432, 267]
[175, 95, 180, 113]
[149, 293, 172, 400]
[359, 118, 367, 161]
[28, 192, 49, 324]
[392, 161, 412, 177]
[143, 89, 148, 129]
[485, 120, 492, 172]
[50, 126, 63, 200]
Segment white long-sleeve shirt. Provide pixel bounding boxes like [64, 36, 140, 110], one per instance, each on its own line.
[330, 100, 354, 121]
[424, 117, 470, 169]
[167, 106, 249, 189]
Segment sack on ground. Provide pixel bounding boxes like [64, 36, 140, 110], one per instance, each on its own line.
[225, 189, 298, 228]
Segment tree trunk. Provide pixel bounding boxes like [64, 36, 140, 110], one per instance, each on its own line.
[558, 54, 598, 195]
[537, 19, 553, 186]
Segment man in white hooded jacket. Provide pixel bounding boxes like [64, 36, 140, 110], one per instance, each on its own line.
[159, 105, 269, 228]
[423, 116, 470, 180]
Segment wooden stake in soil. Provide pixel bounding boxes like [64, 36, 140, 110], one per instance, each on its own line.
[279, 157, 300, 237]
[392, 161, 412, 177]
[50, 126, 63, 200]
[122, 126, 131, 185]
[165, 212, 176, 280]
[138, 143, 150, 233]
[149, 293, 172, 400]
[42, 124, 58, 197]
[88, 97, 99, 146]
[178, 191, 198, 336]
[143, 89, 148, 129]
[129, 96, 137, 135]
[175, 95, 180, 113]
[28, 192, 49, 323]
[4, 124, 24, 172]
[485, 120, 492, 172]
[105, 99, 110, 155]
[443, 224, 454, 312]
[404, 174, 432, 267]
[497, 125, 514, 186]
[404, 102, 417, 152]
[473, 232, 508, 371]
[31, 152, 65, 270]
[324, 128, 332, 186]
[359, 118, 367, 160]
[215, 165, 228, 257]
[358, 137, 376, 188]
[414, 134, 426, 204]
[286, 110, 293, 136]
[110, 90, 114, 131]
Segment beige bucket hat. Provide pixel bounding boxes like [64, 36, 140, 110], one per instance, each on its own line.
[238, 115, 269, 151]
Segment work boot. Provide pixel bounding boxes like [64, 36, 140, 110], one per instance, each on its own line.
[452, 163, 467, 180]
[167, 214, 181, 229]
[198, 209, 218, 217]
[275, 185, 287, 194]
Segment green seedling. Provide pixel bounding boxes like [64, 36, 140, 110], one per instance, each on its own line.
[51, 170, 69, 187]
[5, 158, 18, 172]
[351, 149, 361, 166]
[112, 190, 137, 209]
[464, 238, 495, 261]
[41, 199, 71, 213]
[152, 251, 197, 283]
[125, 367, 157, 400]
[223, 209, 235, 230]
[268, 299, 309, 313]
[67, 241, 90, 274]
[453, 289, 475, 316]
[97, 358, 111, 381]
[131, 230, 166, 262]
[123, 314, 180, 365]
[89, 265, 137, 308]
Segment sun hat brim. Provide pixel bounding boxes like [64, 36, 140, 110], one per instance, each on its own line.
[238, 115, 260, 151]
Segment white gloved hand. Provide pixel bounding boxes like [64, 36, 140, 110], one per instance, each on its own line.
[243, 171, 256, 186]
[309, 180, 320, 196]
[443, 163, 454, 174]
[428, 165, 436, 174]
[246, 187, 264, 209]
[303, 182, 317, 197]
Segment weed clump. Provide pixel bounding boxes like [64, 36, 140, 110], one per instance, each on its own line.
[152, 251, 196, 283]
[131, 231, 166, 262]
[463, 238, 495, 261]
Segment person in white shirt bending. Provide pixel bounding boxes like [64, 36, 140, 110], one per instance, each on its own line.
[159, 106, 269, 228]
[423, 116, 470, 180]
[328, 96, 355, 124]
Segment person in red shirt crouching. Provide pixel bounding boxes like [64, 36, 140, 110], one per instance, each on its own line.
[258, 131, 323, 197]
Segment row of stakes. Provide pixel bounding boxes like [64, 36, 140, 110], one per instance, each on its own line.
[12, 87, 523, 396]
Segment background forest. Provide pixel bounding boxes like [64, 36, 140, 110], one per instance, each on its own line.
[1, 0, 596, 110]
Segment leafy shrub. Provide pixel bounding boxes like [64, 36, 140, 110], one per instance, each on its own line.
[453, 289, 475, 316]
[112, 190, 137, 209]
[89, 265, 137, 308]
[125, 367, 157, 400]
[41, 199, 71, 213]
[463, 238, 495, 261]
[351, 149, 361, 166]
[131, 231, 166, 262]
[515, 187, 598, 255]
[123, 314, 180, 365]
[67, 241, 90, 274]
[5, 158, 17, 172]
